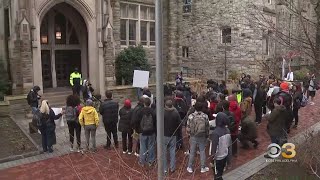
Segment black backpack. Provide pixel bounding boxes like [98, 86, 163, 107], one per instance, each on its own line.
[174, 99, 187, 118]
[27, 91, 33, 105]
[33, 110, 49, 127]
[140, 113, 154, 132]
[225, 111, 236, 132]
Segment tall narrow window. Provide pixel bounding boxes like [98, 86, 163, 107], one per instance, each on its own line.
[40, 15, 48, 44]
[262, 35, 269, 55]
[222, 27, 231, 43]
[268, 0, 272, 4]
[183, 0, 192, 13]
[182, 46, 189, 58]
[120, 3, 155, 47]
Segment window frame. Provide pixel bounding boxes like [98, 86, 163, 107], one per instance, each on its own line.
[182, 46, 189, 58]
[120, 2, 155, 47]
[221, 27, 232, 44]
[267, 0, 272, 5]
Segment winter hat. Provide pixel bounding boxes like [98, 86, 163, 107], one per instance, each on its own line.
[124, 99, 131, 108]
[86, 99, 93, 106]
[280, 82, 289, 91]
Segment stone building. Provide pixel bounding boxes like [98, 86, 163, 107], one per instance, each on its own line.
[0, 0, 316, 95]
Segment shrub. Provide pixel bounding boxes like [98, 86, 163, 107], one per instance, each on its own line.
[115, 45, 150, 85]
[294, 67, 309, 81]
[0, 60, 9, 101]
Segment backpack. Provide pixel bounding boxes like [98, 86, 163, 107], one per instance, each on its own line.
[27, 91, 33, 105]
[33, 110, 49, 128]
[189, 113, 208, 137]
[300, 94, 308, 107]
[174, 99, 187, 118]
[225, 112, 236, 132]
[140, 113, 154, 132]
[65, 106, 78, 122]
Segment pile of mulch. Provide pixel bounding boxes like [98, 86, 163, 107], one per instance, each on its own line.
[0, 117, 37, 160]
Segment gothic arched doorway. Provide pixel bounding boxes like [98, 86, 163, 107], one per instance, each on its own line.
[40, 3, 88, 88]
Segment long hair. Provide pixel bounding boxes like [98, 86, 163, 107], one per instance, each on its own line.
[40, 100, 50, 115]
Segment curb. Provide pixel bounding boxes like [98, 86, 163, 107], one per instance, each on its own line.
[0, 151, 42, 164]
[223, 120, 320, 180]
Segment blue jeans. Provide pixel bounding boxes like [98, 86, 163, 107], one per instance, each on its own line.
[188, 136, 207, 168]
[139, 133, 156, 164]
[163, 136, 176, 172]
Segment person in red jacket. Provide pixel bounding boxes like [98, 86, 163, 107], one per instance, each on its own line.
[228, 94, 241, 157]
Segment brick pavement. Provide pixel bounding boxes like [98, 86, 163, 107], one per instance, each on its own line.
[0, 96, 319, 180]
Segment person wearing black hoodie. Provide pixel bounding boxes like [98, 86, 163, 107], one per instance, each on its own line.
[118, 99, 133, 154]
[163, 98, 181, 174]
[27, 86, 41, 114]
[173, 91, 188, 150]
[131, 97, 145, 157]
[210, 112, 232, 180]
[137, 98, 157, 166]
[253, 81, 265, 125]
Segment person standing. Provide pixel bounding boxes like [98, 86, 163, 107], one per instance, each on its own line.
[266, 97, 288, 147]
[186, 102, 210, 174]
[79, 99, 99, 152]
[118, 99, 133, 154]
[69, 67, 82, 96]
[303, 73, 310, 95]
[137, 98, 156, 166]
[131, 97, 145, 157]
[277, 82, 293, 133]
[210, 112, 232, 180]
[173, 91, 188, 150]
[27, 86, 41, 114]
[308, 74, 317, 105]
[292, 83, 303, 128]
[65, 95, 82, 152]
[253, 82, 265, 125]
[99, 91, 119, 149]
[240, 89, 252, 120]
[39, 100, 62, 153]
[163, 98, 181, 175]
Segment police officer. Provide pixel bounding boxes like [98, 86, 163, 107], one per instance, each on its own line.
[70, 68, 82, 96]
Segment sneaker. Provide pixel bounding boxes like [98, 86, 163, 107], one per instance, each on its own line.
[70, 148, 74, 152]
[201, 167, 209, 173]
[184, 150, 190, 155]
[310, 102, 315, 105]
[134, 152, 140, 157]
[128, 151, 133, 155]
[187, 167, 193, 173]
[123, 151, 128, 154]
[164, 171, 168, 176]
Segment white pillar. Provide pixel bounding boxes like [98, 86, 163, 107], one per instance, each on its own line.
[32, 16, 43, 93]
[87, 21, 100, 94]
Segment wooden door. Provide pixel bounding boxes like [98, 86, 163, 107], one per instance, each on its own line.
[41, 50, 52, 88]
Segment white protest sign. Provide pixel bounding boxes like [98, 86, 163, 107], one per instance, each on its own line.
[51, 108, 64, 127]
[132, 70, 149, 88]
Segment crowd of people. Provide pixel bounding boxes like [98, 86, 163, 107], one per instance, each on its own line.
[26, 70, 318, 179]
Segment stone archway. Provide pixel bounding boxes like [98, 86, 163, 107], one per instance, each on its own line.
[39, 3, 88, 88]
[32, 0, 101, 94]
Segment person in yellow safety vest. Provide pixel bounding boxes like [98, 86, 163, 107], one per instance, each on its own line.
[236, 92, 242, 104]
[70, 67, 82, 96]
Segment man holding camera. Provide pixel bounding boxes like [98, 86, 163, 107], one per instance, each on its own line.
[27, 86, 41, 114]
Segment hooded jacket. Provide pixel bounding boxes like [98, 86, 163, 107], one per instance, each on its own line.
[137, 107, 156, 135]
[164, 106, 181, 137]
[267, 105, 287, 137]
[118, 106, 133, 132]
[79, 106, 99, 126]
[240, 116, 257, 140]
[99, 99, 119, 124]
[229, 100, 241, 135]
[210, 113, 232, 160]
[27, 86, 40, 108]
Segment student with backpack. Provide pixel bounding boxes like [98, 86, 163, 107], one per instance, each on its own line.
[210, 112, 232, 180]
[118, 99, 133, 154]
[173, 91, 188, 150]
[65, 95, 82, 152]
[27, 86, 41, 114]
[186, 102, 210, 174]
[131, 97, 145, 157]
[137, 98, 156, 166]
[228, 95, 241, 156]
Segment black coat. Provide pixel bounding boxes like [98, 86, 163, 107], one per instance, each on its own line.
[164, 107, 181, 137]
[118, 107, 132, 132]
[40, 108, 62, 147]
[136, 107, 156, 135]
[131, 104, 144, 133]
[254, 88, 265, 107]
[27, 90, 39, 108]
[99, 99, 119, 124]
